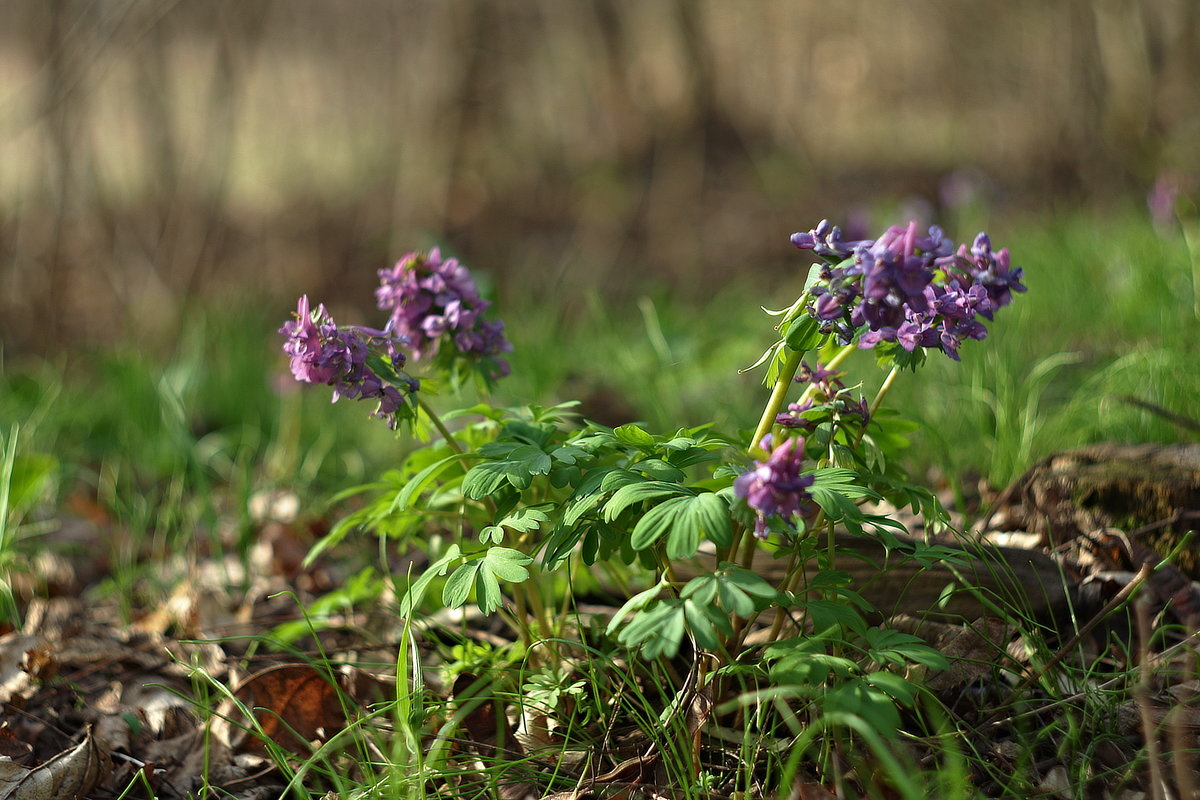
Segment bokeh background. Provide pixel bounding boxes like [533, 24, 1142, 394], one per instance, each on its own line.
[2, 0, 1197, 356]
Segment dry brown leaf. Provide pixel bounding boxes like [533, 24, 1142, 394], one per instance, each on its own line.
[1035, 765, 1071, 798]
[0, 731, 31, 765]
[0, 634, 44, 706]
[926, 618, 1014, 693]
[790, 782, 838, 800]
[215, 664, 350, 756]
[0, 728, 109, 800]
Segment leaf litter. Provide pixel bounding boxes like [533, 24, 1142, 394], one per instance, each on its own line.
[3, 454, 1200, 797]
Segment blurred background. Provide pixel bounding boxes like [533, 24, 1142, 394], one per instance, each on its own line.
[2, 0, 1197, 355]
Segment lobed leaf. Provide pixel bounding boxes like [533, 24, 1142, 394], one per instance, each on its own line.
[602, 480, 691, 522]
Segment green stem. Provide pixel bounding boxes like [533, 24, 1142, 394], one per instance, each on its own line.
[749, 341, 859, 452]
[869, 365, 902, 420]
[748, 349, 804, 453]
[732, 342, 858, 563]
[1184, 222, 1200, 321]
[417, 395, 463, 454]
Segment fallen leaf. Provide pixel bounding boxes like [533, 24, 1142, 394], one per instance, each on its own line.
[0, 727, 109, 800]
[216, 664, 350, 756]
[0, 634, 43, 705]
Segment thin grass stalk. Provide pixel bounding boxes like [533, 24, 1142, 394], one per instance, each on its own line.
[1134, 594, 1169, 800]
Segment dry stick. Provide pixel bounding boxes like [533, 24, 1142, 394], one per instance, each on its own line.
[1133, 595, 1170, 800]
[1119, 394, 1200, 435]
[1169, 636, 1197, 800]
[982, 562, 1154, 729]
[1126, 509, 1200, 541]
[1001, 625, 1200, 727]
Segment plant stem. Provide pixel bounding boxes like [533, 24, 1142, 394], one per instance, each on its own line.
[1184, 222, 1200, 320]
[748, 348, 804, 453]
[750, 340, 858, 451]
[731, 342, 857, 564]
[417, 395, 463, 454]
[869, 365, 901, 419]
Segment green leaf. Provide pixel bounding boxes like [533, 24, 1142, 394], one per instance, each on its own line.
[663, 447, 722, 470]
[483, 547, 534, 583]
[606, 584, 665, 635]
[603, 480, 691, 522]
[563, 489, 607, 527]
[784, 314, 823, 352]
[475, 565, 503, 613]
[443, 560, 482, 609]
[480, 506, 552, 544]
[462, 460, 522, 498]
[462, 444, 552, 498]
[680, 574, 718, 606]
[5, 452, 56, 516]
[810, 468, 875, 498]
[864, 671, 918, 706]
[684, 492, 734, 549]
[620, 602, 688, 659]
[365, 353, 412, 388]
[824, 680, 901, 739]
[479, 525, 505, 545]
[391, 454, 463, 513]
[400, 543, 461, 615]
[551, 445, 589, 465]
[628, 492, 732, 557]
[805, 599, 868, 637]
[599, 468, 645, 493]
[510, 444, 553, 476]
[722, 564, 782, 598]
[862, 628, 949, 670]
[613, 424, 656, 447]
[802, 262, 824, 291]
[635, 459, 687, 483]
[628, 495, 687, 551]
[542, 521, 586, 571]
[683, 599, 729, 651]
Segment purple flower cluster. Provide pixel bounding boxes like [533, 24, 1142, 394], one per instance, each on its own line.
[792, 220, 1026, 360]
[734, 436, 815, 538]
[280, 296, 417, 429]
[1147, 172, 1196, 230]
[775, 362, 869, 431]
[376, 248, 512, 379]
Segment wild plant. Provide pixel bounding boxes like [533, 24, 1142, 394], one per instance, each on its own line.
[278, 219, 1026, 786]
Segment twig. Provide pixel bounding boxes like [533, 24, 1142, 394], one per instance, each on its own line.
[1120, 394, 1200, 435]
[1000, 625, 1200, 727]
[1133, 595, 1169, 800]
[1169, 640, 1197, 800]
[1126, 509, 1200, 541]
[982, 562, 1153, 729]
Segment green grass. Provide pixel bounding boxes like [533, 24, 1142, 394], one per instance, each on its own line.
[0, 207, 1195, 797]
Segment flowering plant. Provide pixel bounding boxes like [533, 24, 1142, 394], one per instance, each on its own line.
[281, 220, 1024, 746]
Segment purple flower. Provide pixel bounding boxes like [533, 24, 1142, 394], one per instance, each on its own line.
[777, 361, 871, 432]
[279, 296, 417, 429]
[1147, 172, 1196, 230]
[938, 317, 988, 361]
[377, 248, 512, 379]
[792, 219, 1023, 360]
[734, 436, 815, 538]
[792, 219, 871, 262]
[958, 234, 1026, 313]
